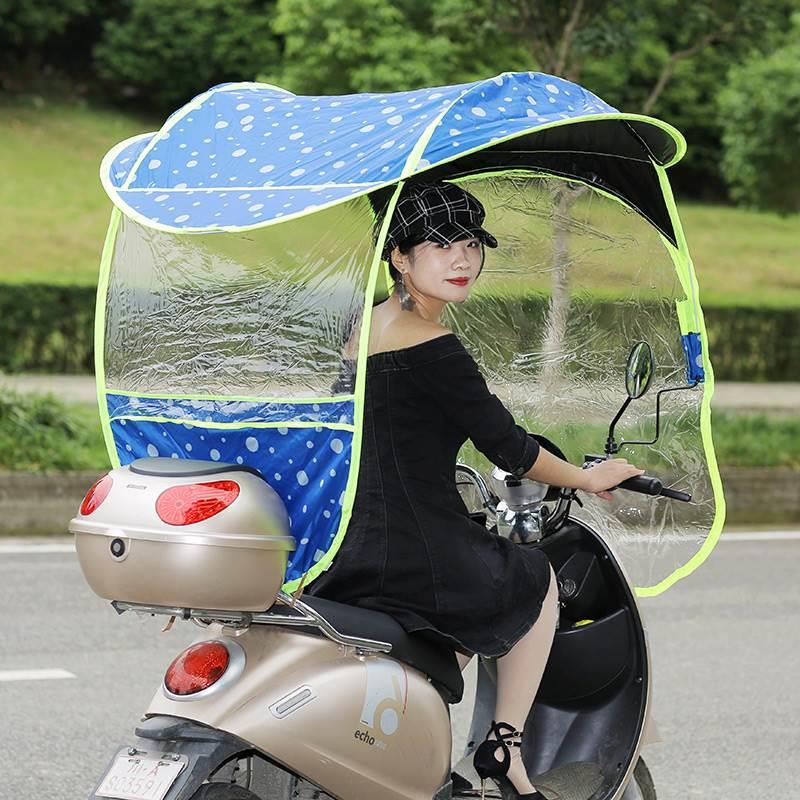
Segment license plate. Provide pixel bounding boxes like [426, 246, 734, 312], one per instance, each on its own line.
[96, 750, 186, 800]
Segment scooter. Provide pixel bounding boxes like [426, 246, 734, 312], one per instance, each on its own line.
[72, 340, 692, 800]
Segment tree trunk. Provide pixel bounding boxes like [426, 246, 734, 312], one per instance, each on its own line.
[539, 183, 586, 385]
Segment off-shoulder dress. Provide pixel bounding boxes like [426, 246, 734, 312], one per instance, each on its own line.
[308, 333, 552, 657]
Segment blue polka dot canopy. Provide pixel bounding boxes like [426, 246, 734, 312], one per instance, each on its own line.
[101, 73, 682, 233]
[97, 72, 722, 597]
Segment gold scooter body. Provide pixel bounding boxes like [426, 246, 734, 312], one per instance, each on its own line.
[145, 624, 453, 800]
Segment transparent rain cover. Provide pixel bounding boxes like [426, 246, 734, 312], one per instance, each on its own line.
[101, 198, 376, 584]
[444, 173, 716, 592]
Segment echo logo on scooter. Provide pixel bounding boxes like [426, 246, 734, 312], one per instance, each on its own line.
[353, 658, 407, 749]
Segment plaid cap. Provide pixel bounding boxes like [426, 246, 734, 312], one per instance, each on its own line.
[382, 182, 498, 258]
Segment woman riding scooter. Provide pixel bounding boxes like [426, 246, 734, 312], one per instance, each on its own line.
[309, 180, 645, 799]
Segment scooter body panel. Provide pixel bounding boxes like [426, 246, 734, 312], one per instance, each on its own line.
[146, 625, 452, 800]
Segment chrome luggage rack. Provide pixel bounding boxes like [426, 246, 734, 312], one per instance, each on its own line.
[112, 592, 393, 655]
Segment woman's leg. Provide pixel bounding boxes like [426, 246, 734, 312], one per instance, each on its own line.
[492, 564, 559, 794]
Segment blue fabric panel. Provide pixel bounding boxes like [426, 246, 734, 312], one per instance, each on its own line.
[681, 332, 705, 383]
[107, 393, 354, 426]
[108, 134, 156, 188]
[102, 73, 620, 230]
[111, 419, 351, 583]
[422, 73, 614, 168]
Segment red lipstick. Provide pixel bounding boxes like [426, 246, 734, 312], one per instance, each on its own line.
[446, 277, 469, 286]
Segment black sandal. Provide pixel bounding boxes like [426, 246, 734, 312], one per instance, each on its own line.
[472, 721, 546, 800]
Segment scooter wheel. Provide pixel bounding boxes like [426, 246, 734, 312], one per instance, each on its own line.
[621, 757, 656, 800]
[189, 785, 261, 800]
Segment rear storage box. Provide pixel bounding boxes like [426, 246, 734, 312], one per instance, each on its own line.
[69, 458, 295, 612]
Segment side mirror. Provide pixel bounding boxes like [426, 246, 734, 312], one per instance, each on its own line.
[625, 341, 654, 400]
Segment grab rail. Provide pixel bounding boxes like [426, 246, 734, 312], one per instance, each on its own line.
[112, 593, 393, 655]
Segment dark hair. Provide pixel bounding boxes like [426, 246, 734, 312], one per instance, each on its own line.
[386, 234, 425, 282]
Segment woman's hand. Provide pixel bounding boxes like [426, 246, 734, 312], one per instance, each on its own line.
[579, 458, 645, 501]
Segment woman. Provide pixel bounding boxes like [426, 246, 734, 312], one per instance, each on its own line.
[310, 181, 643, 799]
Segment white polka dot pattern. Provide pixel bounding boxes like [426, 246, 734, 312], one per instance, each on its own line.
[102, 73, 618, 232]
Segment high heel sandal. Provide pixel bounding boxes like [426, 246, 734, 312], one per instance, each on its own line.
[472, 721, 547, 800]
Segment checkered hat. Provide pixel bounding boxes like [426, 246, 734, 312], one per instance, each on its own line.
[382, 182, 498, 259]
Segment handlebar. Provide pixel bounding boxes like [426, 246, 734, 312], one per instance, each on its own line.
[617, 474, 691, 502]
[584, 456, 692, 503]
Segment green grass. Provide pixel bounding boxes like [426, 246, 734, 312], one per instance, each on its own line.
[1, 96, 799, 307]
[0, 95, 157, 286]
[710, 411, 800, 469]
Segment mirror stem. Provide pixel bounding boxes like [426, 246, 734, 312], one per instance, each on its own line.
[605, 395, 632, 456]
[620, 380, 700, 450]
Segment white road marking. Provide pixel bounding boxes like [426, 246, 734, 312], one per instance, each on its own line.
[0, 668, 76, 682]
[0, 543, 75, 554]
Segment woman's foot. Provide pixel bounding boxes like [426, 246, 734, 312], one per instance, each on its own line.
[473, 721, 543, 798]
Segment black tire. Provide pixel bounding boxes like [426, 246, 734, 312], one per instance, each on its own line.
[190, 784, 261, 800]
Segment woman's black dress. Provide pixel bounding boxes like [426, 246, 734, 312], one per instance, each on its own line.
[308, 333, 552, 657]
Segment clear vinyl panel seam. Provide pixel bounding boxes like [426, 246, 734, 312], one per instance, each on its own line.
[109, 416, 356, 432]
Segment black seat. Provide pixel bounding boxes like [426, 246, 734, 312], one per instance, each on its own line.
[299, 595, 464, 704]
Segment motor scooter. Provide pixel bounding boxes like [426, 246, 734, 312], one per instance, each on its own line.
[72, 341, 692, 800]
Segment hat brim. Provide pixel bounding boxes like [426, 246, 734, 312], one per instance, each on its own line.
[423, 221, 498, 249]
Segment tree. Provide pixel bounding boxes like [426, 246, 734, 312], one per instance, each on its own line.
[718, 14, 800, 213]
[434, 0, 797, 379]
[93, 0, 281, 111]
[266, 0, 524, 95]
[0, 0, 92, 49]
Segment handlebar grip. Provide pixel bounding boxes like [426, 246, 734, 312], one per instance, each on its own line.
[617, 475, 663, 495]
[659, 486, 692, 503]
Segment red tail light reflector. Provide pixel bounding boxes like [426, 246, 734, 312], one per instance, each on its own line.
[155, 480, 240, 526]
[164, 641, 230, 696]
[80, 474, 113, 516]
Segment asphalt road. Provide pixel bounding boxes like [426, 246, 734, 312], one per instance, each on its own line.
[1, 534, 798, 799]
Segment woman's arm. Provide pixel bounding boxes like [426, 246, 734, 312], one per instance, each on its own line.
[526, 448, 644, 499]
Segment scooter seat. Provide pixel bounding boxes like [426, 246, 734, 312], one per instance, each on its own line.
[300, 595, 464, 704]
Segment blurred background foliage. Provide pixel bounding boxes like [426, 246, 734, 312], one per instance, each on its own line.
[1, 0, 799, 209]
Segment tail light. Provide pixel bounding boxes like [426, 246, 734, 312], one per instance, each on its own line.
[155, 480, 240, 526]
[79, 474, 113, 516]
[164, 641, 230, 696]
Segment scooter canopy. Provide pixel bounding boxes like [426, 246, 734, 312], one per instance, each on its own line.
[97, 72, 723, 598]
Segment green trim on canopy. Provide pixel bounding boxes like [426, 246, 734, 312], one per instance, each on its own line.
[635, 167, 726, 598]
[96, 207, 122, 470]
[281, 181, 407, 593]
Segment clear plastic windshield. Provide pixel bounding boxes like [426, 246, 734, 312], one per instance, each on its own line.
[445, 173, 716, 592]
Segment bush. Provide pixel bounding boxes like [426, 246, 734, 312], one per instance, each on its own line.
[0, 284, 95, 373]
[1, 283, 799, 380]
[0, 391, 109, 472]
[718, 14, 800, 213]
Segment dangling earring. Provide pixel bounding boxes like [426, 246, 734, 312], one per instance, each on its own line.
[397, 272, 415, 311]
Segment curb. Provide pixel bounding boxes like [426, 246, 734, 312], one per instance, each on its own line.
[0, 466, 798, 536]
[0, 470, 104, 537]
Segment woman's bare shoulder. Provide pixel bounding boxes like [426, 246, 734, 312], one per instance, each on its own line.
[369, 314, 451, 355]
